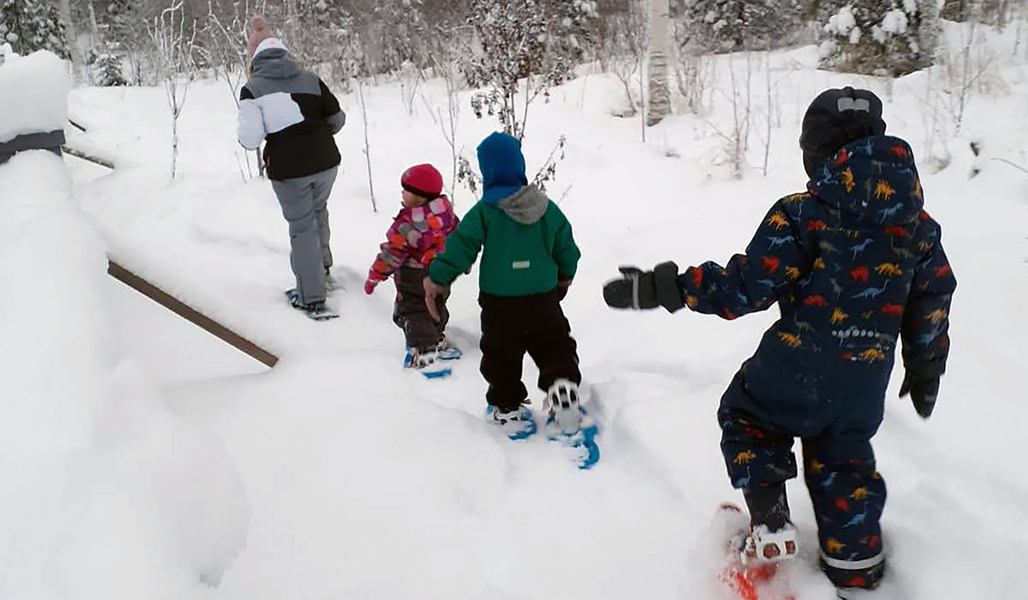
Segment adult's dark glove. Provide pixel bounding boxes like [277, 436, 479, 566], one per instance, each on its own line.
[899, 372, 940, 420]
[602, 262, 685, 312]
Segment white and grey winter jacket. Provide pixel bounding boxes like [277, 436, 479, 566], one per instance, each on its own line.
[238, 40, 345, 181]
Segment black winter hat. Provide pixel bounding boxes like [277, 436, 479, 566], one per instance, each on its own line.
[800, 87, 887, 178]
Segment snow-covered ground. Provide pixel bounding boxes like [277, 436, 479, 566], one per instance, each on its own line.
[5, 26, 1028, 600]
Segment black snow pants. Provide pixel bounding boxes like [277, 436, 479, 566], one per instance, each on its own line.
[479, 290, 581, 412]
[393, 267, 448, 351]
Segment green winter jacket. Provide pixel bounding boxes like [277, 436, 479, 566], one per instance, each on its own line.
[428, 185, 580, 297]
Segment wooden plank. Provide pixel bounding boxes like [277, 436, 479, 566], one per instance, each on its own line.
[62, 144, 115, 169]
[107, 260, 279, 369]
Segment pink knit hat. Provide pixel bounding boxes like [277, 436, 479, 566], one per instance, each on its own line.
[246, 16, 273, 60]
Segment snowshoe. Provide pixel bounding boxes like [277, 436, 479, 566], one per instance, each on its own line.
[742, 523, 798, 566]
[487, 405, 537, 441]
[543, 380, 600, 469]
[285, 289, 338, 321]
[716, 503, 796, 600]
[435, 337, 463, 361]
[403, 346, 452, 379]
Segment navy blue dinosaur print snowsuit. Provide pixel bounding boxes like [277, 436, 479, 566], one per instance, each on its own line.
[677, 135, 956, 588]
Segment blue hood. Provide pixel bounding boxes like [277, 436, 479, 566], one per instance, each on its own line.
[478, 132, 528, 205]
[807, 136, 923, 226]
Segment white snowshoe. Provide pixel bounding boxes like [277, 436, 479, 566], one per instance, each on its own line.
[487, 405, 537, 440]
[543, 380, 600, 469]
[716, 503, 797, 600]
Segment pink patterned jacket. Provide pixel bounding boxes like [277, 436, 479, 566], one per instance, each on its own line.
[367, 195, 460, 284]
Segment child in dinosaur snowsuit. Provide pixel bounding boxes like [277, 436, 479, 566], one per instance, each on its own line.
[424, 132, 583, 438]
[603, 87, 956, 596]
[364, 164, 459, 368]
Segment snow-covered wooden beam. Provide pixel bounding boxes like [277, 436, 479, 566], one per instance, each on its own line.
[61, 144, 115, 169]
[0, 130, 65, 165]
[107, 260, 279, 369]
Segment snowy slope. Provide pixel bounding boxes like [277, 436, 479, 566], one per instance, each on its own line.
[32, 32, 1028, 600]
[0, 151, 247, 600]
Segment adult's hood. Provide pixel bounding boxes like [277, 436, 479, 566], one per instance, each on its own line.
[250, 43, 301, 80]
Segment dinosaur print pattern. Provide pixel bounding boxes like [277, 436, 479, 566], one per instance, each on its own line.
[678, 136, 956, 421]
[850, 238, 874, 259]
[875, 263, 903, 277]
[874, 180, 896, 201]
[696, 136, 952, 592]
[720, 407, 888, 589]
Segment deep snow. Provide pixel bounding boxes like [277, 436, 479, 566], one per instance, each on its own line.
[0, 50, 71, 142]
[4, 24, 1028, 600]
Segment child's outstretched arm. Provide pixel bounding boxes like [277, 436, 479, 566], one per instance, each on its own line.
[364, 220, 412, 295]
[604, 200, 808, 318]
[427, 203, 486, 287]
[899, 222, 956, 419]
[424, 203, 487, 320]
[677, 202, 809, 319]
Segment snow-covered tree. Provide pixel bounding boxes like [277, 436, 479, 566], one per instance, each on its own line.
[258, 0, 357, 82]
[101, 0, 156, 85]
[461, 0, 597, 139]
[819, 1, 940, 76]
[147, 1, 199, 180]
[602, 2, 646, 118]
[88, 41, 128, 86]
[679, 0, 801, 52]
[0, 0, 69, 57]
[940, 0, 1017, 26]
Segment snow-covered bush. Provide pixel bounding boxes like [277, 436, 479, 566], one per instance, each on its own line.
[0, 0, 67, 58]
[461, 0, 597, 139]
[819, 1, 940, 76]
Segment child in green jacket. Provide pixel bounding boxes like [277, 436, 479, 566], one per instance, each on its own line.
[424, 132, 583, 441]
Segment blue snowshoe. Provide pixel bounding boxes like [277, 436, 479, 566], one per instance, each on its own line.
[544, 380, 600, 469]
[435, 337, 463, 361]
[404, 346, 452, 379]
[487, 405, 538, 441]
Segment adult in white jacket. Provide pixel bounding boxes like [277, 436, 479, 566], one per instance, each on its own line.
[238, 17, 346, 320]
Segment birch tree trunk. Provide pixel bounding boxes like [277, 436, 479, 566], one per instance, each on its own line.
[646, 0, 671, 126]
[59, 0, 85, 83]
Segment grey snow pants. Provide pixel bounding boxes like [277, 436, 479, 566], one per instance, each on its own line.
[271, 166, 338, 304]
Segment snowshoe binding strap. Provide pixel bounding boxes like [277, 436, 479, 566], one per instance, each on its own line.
[742, 523, 799, 565]
[404, 347, 439, 369]
[546, 379, 581, 435]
